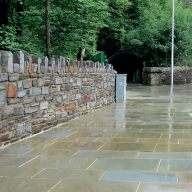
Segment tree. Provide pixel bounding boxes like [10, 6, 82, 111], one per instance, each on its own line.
[46, 0, 51, 58]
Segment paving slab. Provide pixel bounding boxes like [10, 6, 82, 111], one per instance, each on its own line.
[1, 84, 192, 191]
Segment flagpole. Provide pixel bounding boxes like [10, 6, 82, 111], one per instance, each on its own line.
[171, 0, 174, 87]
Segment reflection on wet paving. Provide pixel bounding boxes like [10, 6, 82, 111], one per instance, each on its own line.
[1, 84, 192, 191]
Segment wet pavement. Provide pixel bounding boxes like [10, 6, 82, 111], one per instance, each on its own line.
[1, 84, 192, 191]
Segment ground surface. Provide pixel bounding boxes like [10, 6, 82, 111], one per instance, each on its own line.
[1, 84, 192, 191]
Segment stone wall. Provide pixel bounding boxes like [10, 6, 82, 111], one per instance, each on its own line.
[142, 67, 192, 85]
[0, 50, 116, 146]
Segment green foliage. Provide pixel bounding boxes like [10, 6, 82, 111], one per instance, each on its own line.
[1, 0, 192, 67]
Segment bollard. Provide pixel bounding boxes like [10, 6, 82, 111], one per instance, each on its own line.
[116, 74, 127, 102]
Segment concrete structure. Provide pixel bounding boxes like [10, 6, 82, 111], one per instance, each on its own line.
[116, 74, 127, 102]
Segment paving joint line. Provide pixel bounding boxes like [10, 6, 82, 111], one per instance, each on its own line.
[112, 132, 119, 138]
[42, 140, 57, 149]
[31, 168, 46, 178]
[157, 159, 161, 172]
[86, 158, 98, 170]
[21, 149, 34, 156]
[136, 152, 140, 158]
[47, 179, 62, 192]
[135, 138, 139, 143]
[97, 143, 107, 150]
[153, 144, 158, 152]
[136, 182, 141, 192]
[19, 156, 39, 167]
[72, 150, 80, 157]
[98, 171, 107, 181]
[93, 138, 99, 142]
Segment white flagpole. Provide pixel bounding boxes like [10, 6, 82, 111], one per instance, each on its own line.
[171, 0, 175, 86]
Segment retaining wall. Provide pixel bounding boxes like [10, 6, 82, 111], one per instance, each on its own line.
[142, 67, 192, 85]
[0, 50, 116, 146]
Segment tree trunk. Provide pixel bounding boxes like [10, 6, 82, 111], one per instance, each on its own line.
[46, 0, 51, 58]
[80, 47, 85, 63]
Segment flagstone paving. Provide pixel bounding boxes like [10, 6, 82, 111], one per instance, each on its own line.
[1, 83, 192, 191]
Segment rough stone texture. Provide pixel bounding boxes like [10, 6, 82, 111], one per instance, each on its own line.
[40, 101, 48, 110]
[14, 107, 24, 115]
[0, 50, 116, 145]
[7, 98, 21, 104]
[0, 51, 13, 73]
[23, 80, 32, 89]
[0, 91, 5, 106]
[65, 102, 76, 110]
[0, 75, 8, 82]
[8, 84, 17, 98]
[142, 67, 192, 85]
[9, 74, 19, 82]
[25, 107, 38, 114]
[3, 106, 14, 119]
[13, 50, 24, 74]
[17, 90, 28, 97]
[42, 88, 49, 95]
[29, 88, 41, 96]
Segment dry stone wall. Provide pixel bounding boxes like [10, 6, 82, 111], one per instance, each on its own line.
[142, 67, 192, 85]
[0, 50, 116, 146]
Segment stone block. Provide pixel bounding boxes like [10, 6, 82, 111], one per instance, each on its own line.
[0, 51, 13, 73]
[29, 88, 41, 96]
[46, 74, 54, 80]
[77, 78, 82, 86]
[17, 90, 28, 97]
[35, 96, 44, 102]
[19, 75, 29, 80]
[23, 80, 32, 89]
[17, 81, 22, 89]
[80, 87, 84, 94]
[0, 84, 7, 90]
[63, 94, 67, 100]
[23, 98, 34, 104]
[25, 107, 38, 114]
[13, 50, 24, 74]
[69, 76, 73, 83]
[87, 102, 90, 110]
[44, 80, 52, 86]
[7, 98, 21, 104]
[55, 77, 63, 85]
[8, 84, 17, 98]
[65, 102, 75, 110]
[71, 96, 75, 101]
[61, 111, 67, 117]
[65, 84, 71, 91]
[13, 63, 19, 73]
[0, 74, 8, 82]
[3, 106, 14, 119]
[40, 101, 48, 110]
[31, 102, 39, 107]
[55, 111, 61, 119]
[83, 96, 90, 103]
[76, 94, 81, 100]
[63, 77, 69, 84]
[42, 88, 49, 95]
[32, 80, 37, 87]
[14, 107, 23, 115]
[17, 122, 32, 136]
[45, 95, 54, 101]
[56, 96, 63, 103]
[37, 78, 44, 87]
[0, 131, 15, 142]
